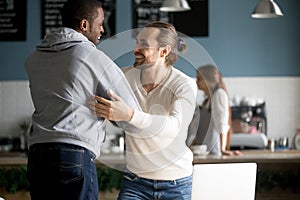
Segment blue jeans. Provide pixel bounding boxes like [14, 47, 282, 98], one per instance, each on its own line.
[27, 143, 98, 200]
[117, 171, 192, 200]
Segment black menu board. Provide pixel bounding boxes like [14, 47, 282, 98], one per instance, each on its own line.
[41, 0, 116, 38]
[41, 0, 66, 38]
[0, 0, 27, 41]
[132, 0, 208, 37]
[132, 0, 169, 29]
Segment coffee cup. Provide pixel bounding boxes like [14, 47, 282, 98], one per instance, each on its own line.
[190, 145, 207, 155]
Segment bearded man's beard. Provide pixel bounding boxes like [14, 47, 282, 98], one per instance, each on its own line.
[133, 53, 157, 69]
[133, 60, 157, 70]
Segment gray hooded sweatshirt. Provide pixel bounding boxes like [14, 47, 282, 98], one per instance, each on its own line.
[25, 28, 141, 158]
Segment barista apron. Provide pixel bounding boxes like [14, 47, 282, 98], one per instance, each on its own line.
[194, 103, 221, 155]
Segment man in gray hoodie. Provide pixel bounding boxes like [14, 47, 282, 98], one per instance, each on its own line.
[25, 0, 140, 199]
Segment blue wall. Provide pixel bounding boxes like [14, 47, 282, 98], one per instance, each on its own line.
[0, 0, 299, 80]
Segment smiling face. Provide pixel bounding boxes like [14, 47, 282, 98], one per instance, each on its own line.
[82, 7, 105, 45]
[133, 27, 165, 69]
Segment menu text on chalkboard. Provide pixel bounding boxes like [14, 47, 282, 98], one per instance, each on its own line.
[132, 0, 208, 37]
[0, 0, 27, 41]
[41, 0, 66, 38]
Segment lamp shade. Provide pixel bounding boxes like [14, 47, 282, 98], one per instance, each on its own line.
[160, 0, 191, 12]
[252, 0, 283, 18]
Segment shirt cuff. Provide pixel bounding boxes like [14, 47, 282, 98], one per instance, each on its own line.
[128, 109, 149, 128]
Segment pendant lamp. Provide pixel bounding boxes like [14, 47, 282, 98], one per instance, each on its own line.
[252, 0, 283, 18]
[160, 0, 191, 12]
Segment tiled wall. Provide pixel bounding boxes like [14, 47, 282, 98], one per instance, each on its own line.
[0, 81, 34, 137]
[224, 77, 300, 147]
[1, 78, 299, 147]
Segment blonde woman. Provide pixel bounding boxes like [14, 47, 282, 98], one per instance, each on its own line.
[188, 64, 241, 156]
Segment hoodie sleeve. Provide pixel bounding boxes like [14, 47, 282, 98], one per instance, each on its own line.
[92, 50, 142, 133]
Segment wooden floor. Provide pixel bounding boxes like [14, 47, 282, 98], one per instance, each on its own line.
[1, 188, 299, 200]
[100, 189, 300, 200]
[101, 189, 300, 200]
[0, 188, 119, 200]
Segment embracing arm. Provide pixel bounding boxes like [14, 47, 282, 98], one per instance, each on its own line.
[94, 53, 141, 132]
[92, 78, 197, 138]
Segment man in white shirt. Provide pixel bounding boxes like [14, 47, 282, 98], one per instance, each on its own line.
[91, 21, 197, 200]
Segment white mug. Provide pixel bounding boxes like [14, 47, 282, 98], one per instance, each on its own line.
[190, 145, 207, 155]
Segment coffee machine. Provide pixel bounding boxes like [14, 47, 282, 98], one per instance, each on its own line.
[230, 102, 268, 149]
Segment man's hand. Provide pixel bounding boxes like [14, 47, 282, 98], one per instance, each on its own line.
[89, 90, 134, 122]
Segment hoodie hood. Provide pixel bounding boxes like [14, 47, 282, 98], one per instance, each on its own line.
[37, 27, 96, 52]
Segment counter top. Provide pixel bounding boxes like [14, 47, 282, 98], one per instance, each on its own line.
[1, 150, 300, 166]
[193, 149, 300, 164]
[0, 152, 27, 166]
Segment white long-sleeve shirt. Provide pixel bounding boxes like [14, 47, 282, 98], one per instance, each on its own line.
[123, 66, 197, 180]
[187, 88, 230, 155]
[211, 89, 230, 135]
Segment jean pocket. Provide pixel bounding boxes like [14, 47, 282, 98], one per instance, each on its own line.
[56, 148, 84, 184]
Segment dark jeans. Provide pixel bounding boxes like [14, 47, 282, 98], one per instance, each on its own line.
[27, 143, 98, 200]
[117, 171, 192, 200]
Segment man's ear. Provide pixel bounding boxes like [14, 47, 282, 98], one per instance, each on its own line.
[160, 45, 171, 57]
[79, 19, 89, 32]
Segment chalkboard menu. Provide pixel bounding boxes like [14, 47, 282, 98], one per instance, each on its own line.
[41, 0, 116, 38]
[0, 0, 27, 41]
[133, 0, 169, 28]
[41, 0, 66, 38]
[132, 0, 208, 37]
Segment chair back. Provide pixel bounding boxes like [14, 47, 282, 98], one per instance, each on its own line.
[191, 162, 257, 200]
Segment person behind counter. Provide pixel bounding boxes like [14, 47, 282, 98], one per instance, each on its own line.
[187, 64, 241, 156]
[25, 0, 141, 199]
[90, 21, 197, 200]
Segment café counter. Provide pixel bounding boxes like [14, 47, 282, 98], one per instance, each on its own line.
[0, 150, 299, 200]
[193, 149, 300, 164]
[1, 149, 300, 166]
